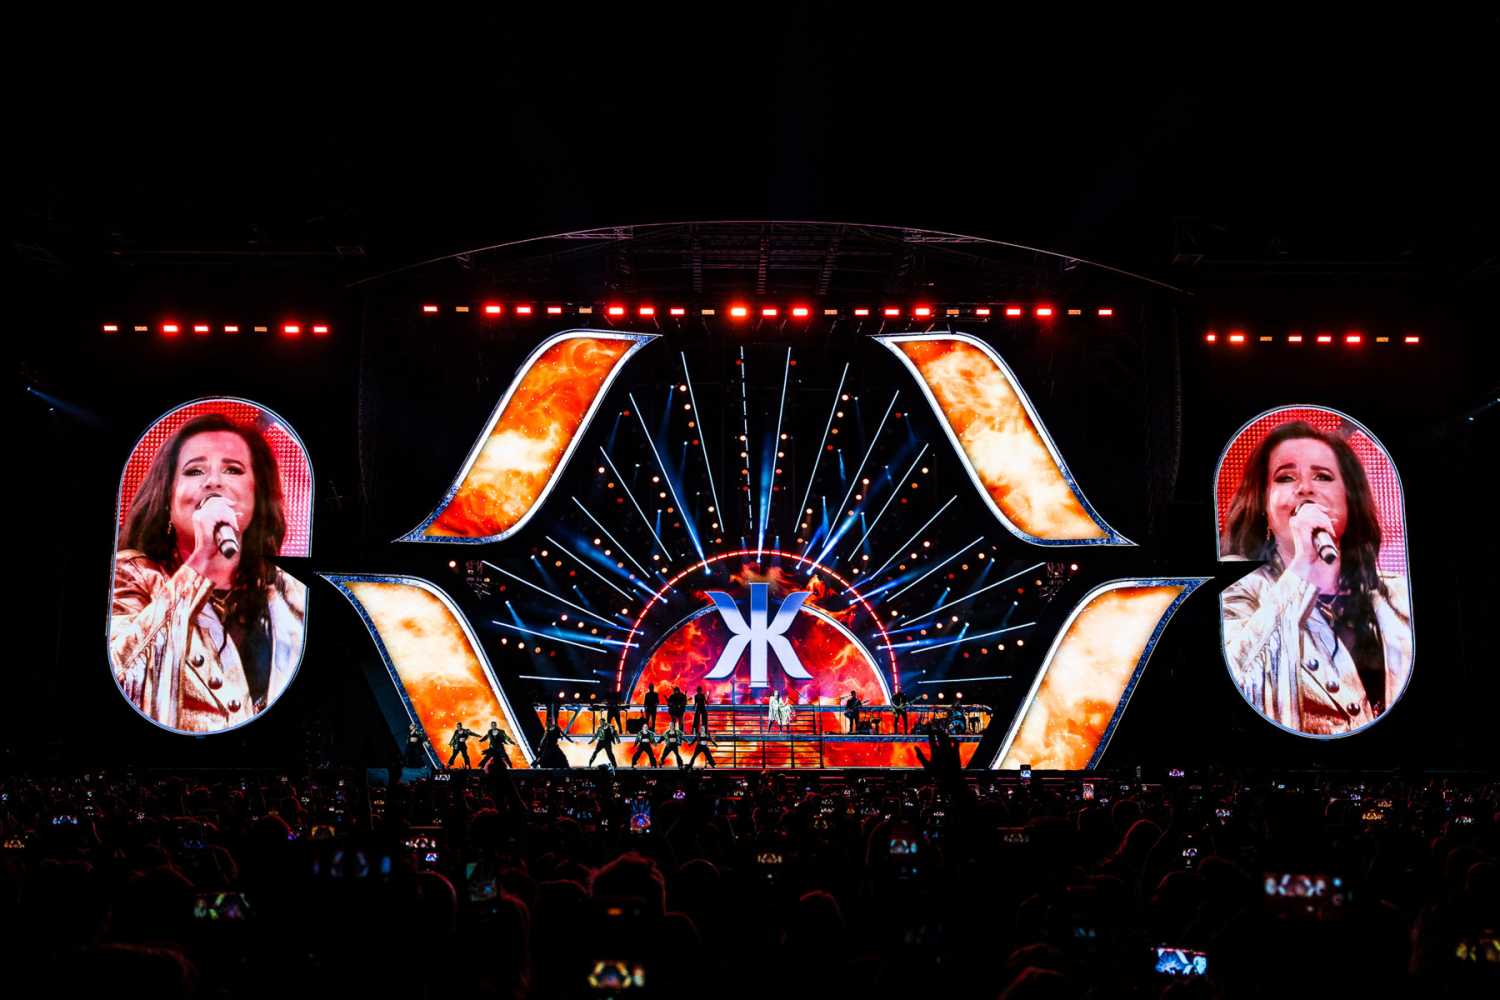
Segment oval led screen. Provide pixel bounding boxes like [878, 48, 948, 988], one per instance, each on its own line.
[1215, 405, 1413, 738]
[107, 398, 312, 734]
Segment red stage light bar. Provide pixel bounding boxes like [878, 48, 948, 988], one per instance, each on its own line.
[1316, 333, 1333, 344]
[483, 303, 502, 315]
[669, 307, 686, 317]
[883, 307, 901, 317]
[1227, 332, 1246, 344]
[729, 305, 749, 318]
[1035, 306, 1054, 318]
[975, 307, 992, 317]
[1204, 332, 1218, 343]
[762, 306, 779, 318]
[282, 323, 302, 337]
[192, 324, 210, 335]
[161, 323, 180, 336]
[312, 324, 329, 336]
[607, 305, 626, 317]
[853, 307, 870, 317]
[1097, 307, 1114, 317]
[514, 305, 533, 316]
[1005, 307, 1023, 317]
[638, 305, 656, 317]
[1404, 334, 1421, 344]
[913, 305, 932, 318]
[791, 305, 810, 318]
[102, 324, 119, 333]
[547, 305, 564, 315]
[422, 305, 439, 314]
[223, 325, 240, 334]
[1345, 332, 1363, 345]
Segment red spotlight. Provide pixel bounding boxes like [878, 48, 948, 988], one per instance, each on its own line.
[1345, 332, 1363, 345]
[1004, 307, 1023, 317]
[421, 304, 439, 314]
[312, 324, 330, 336]
[1097, 307, 1114, 317]
[669, 306, 687, 317]
[1034, 306, 1054, 318]
[729, 305, 749, 319]
[192, 324, 210, 335]
[483, 303, 503, 315]
[882, 306, 900, 318]
[1227, 332, 1246, 344]
[1404, 334, 1421, 344]
[791, 305, 810, 318]
[102, 323, 119, 333]
[547, 305, 564, 315]
[223, 325, 240, 335]
[607, 305, 626, 317]
[913, 305, 932, 318]
[975, 307, 992, 317]
[1204, 332, 1218, 343]
[853, 307, 871, 317]
[281, 323, 302, 337]
[1316, 334, 1333, 344]
[762, 306, 779, 318]
[515, 305, 533, 316]
[1288, 334, 1304, 343]
[161, 323, 181, 336]
[638, 305, 656, 317]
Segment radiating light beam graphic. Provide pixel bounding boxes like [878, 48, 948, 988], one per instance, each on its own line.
[599, 446, 672, 559]
[902, 620, 1035, 654]
[903, 560, 1046, 623]
[992, 578, 1207, 771]
[860, 534, 986, 605]
[805, 390, 899, 567]
[542, 535, 639, 602]
[483, 561, 629, 630]
[571, 497, 658, 585]
[759, 346, 792, 560]
[630, 392, 706, 563]
[843, 494, 958, 591]
[791, 362, 848, 545]
[681, 352, 725, 537]
[915, 674, 1014, 685]
[846, 443, 930, 560]
[491, 620, 618, 654]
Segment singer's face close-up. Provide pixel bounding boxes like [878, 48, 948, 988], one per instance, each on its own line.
[1264, 437, 1347, 551]
[170, 430, 256, 545]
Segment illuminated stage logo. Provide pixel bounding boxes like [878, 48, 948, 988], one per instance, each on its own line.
[703, 584, 813, 687]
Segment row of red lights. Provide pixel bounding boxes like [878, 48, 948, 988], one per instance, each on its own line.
[1205, 330, 1421, 345]
[103, 322, 330, 337]
[422, 303, 1113, 319]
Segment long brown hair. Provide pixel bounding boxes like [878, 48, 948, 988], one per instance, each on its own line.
[121, 413, 287, 640]
[1222, 420, 1389, 689]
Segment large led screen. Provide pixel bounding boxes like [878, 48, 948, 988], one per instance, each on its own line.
[108, 398, 313, 734]
[1215, 405, 1413, 737]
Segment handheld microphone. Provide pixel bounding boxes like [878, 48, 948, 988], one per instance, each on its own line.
[198, 494, 241, 559]
[1294, 501, 1338, 565]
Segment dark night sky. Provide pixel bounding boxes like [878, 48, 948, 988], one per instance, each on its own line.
[12, 8, 1497, 276]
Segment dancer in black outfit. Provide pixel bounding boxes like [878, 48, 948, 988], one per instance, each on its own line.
[537, 722, 572, 769]
[667, 686, 688, 730]
[630, 725, 661, 767]
[643, 687, 660, 731]
[845, 691, 862, 733]
[587, 720, 621, 771]
[892, 691, 910, 735]
[478, 721, 515, 771]
[692, 685, 710, 735]
[446, 722, 481, 768]
[404, 722, 426, 766]
[686, 731, 718, 769]
[605, 689, 623, 730]
[655, 724, 686, 768]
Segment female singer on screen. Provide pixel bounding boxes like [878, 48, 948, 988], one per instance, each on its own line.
[110, 414, 306, 733]
[1219, 421, 1412, 736]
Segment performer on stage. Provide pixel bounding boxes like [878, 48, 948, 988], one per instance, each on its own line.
[587, 719, 621, 771]
[446, 722, 481, 768]
[656, 723, 687, 768]
[643, 687, 660, 731]
[667, 686, 688, 730]
[892, 691, 910, 734]
[767, 691, 785, 732]
[405, 722, 426, 766]
[845, 690, 862, 733]
[537, 721, 572, 769]
[605, 689, 623, 730]
[691, 685, 710, 735]
[478, 720, 515, 771]
[686, 731, 718, 769]
[630, 724, 661, 768]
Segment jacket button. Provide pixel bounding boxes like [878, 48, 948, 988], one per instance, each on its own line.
[1326, 679, 1340, 693]
[1304, 659, 1318, 672]
[227, 699, 241, 713]
[207, 674, 223, 690]
[1346, 702, 1361, 716]
[191, 654, 205, 668]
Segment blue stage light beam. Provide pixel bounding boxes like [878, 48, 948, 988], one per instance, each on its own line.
[484, 561, 631, 630]
[806, 391, 899, 567]
[599, 446, 672, 560]
[681, 352, 726, 535]
[844, 494, 957, 592]
[845, 442, 929, 560]
[790, 361, 848, 545]
[867, 535, 986, 605]
[543, 535, 639, 603]
[902, 561, 1046, 625]
[758, 346, 792, 561]
[630, 392, 706, 564]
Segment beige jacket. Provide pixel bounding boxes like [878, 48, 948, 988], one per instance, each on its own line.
[1221, 562, 1412, 736]
[110, 550, 306, 733]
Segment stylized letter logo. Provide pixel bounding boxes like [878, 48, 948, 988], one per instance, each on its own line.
[703, 584, 814, 687]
